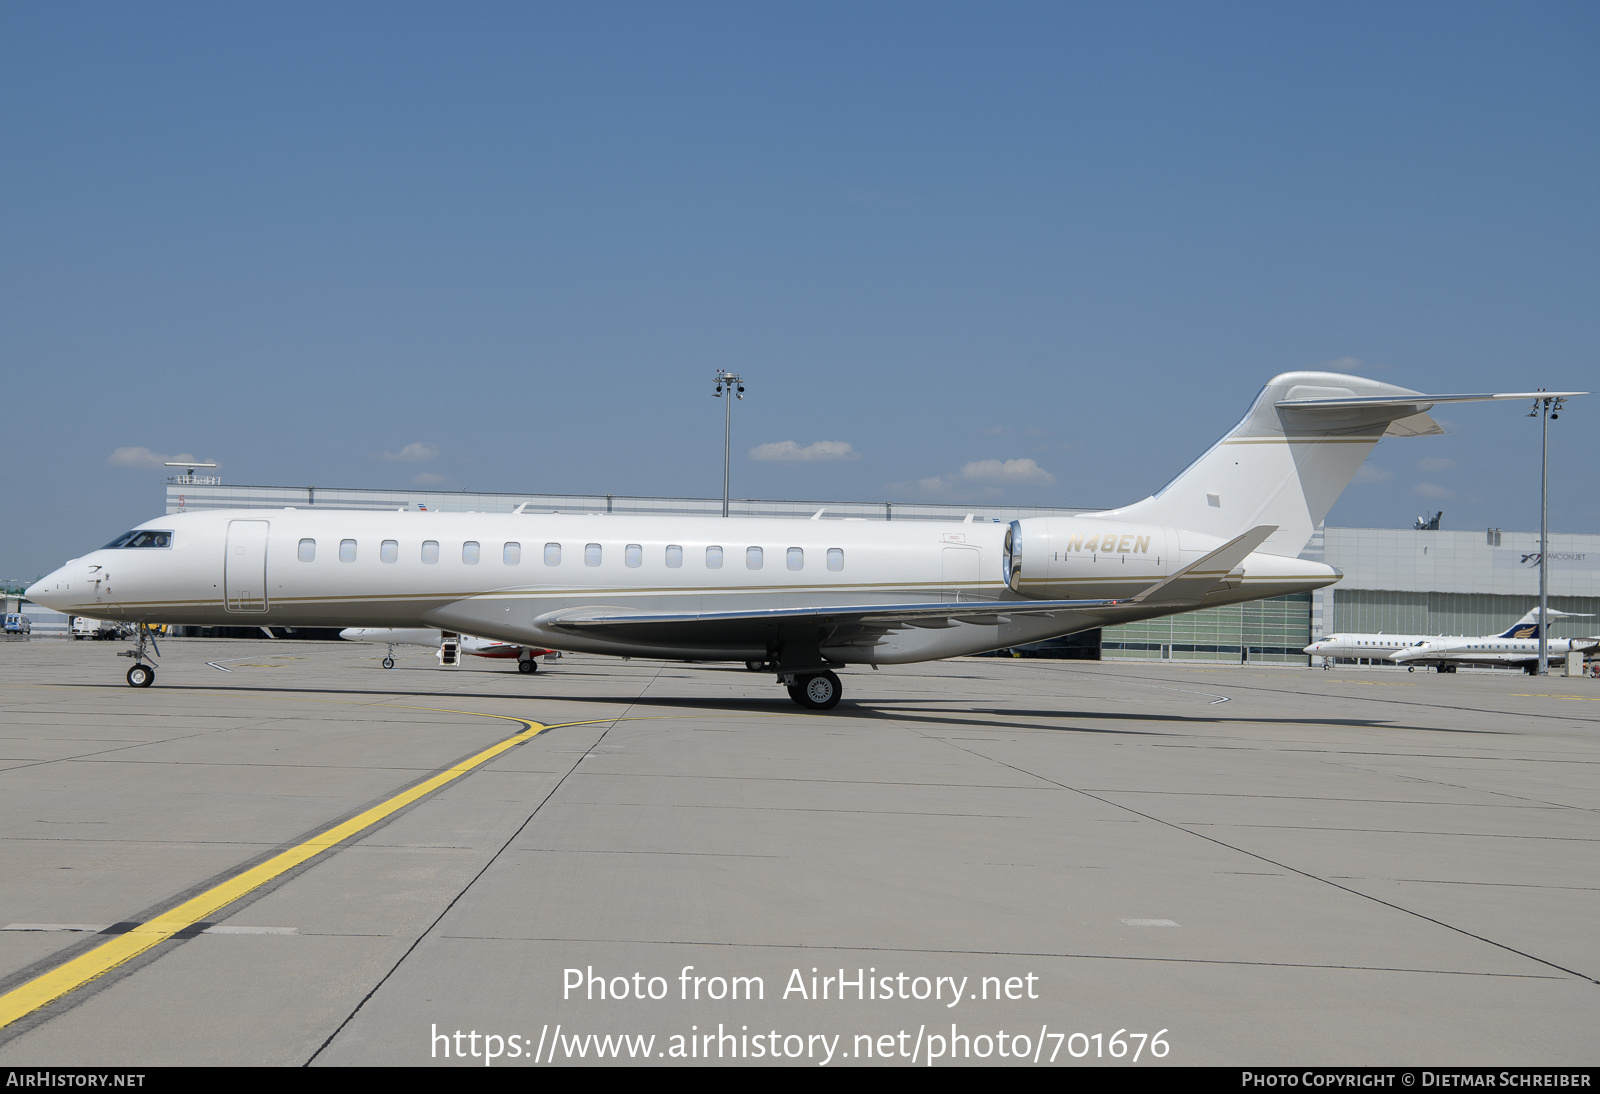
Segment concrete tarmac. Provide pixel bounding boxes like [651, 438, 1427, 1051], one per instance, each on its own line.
[0, 638, 1595, 1066]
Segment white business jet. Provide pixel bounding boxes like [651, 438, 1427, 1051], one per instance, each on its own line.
[1305, 609, 1598, 673]
[28, 372, 1581, 709]
[337, 627, 558, 672]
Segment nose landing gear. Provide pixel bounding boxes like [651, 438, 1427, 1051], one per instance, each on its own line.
[118, 624, 161, 687]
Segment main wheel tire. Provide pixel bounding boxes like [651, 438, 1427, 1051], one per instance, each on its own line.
[788, 670, 842, 710]
[745, 660, 767, 672]
[126, 664, 154, 688]
[1407, 666, 1414, 672]
[382, 656, 395, 669]
[518, 658, 538, 674]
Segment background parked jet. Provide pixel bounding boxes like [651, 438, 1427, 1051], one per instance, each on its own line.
[1305, 609, 1597, 673]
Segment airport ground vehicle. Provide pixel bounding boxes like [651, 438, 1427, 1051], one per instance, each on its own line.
[337, 627, 559, 671]
[71, 617, 128, 640]
[3, 614, 31, 635]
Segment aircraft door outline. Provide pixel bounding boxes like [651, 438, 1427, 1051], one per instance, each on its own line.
[225, 520, 270, 613]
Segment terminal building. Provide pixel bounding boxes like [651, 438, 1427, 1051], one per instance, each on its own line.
[157, 481, 1600, 664]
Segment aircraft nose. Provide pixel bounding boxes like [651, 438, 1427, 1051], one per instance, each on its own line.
[25, 572, 63, 610]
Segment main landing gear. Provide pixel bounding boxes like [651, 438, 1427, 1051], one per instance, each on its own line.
[518, 657, 539, 674]
[118, 624, 161, 688]
[785, 670, 842, 710]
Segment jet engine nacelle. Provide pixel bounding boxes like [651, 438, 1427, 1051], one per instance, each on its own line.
[1006, 517, 1180, 601]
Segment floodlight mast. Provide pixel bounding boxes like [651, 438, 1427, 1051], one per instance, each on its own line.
[1529, 393, 1566, 675]
[712, 371, 744, 517]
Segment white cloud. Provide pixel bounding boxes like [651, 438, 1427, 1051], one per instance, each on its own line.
[749, 440, 859, 462]
[383, 442, 439, 463]
[1418, 457, 1456, 472]
[900, 456, 1057, 497]
[957, 458, 1055, 486]
[107, 447, 203, 468]
[1353, 464, 1393, 484]
[412, 472, 447, 485]
[1411, 482, 1454, 499]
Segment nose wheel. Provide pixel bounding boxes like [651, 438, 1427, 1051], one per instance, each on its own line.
[119, 624, 161, 687]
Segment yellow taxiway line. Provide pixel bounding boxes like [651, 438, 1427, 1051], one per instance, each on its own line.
[0, 710, 608, 1032]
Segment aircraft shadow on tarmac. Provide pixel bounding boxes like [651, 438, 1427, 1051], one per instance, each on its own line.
[46, 679, 1499, 737]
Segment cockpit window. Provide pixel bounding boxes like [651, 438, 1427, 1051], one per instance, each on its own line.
[102, 530, 173, 549]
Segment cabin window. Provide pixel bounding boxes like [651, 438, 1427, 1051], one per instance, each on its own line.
[585, 543, 602, 566]
[827, 548, 844, 572]
[339, 539, 357, 563]
[747, 546, 763, 570]
[787, 547, 804, 571]
[380, 540, 398, 564]
[503, 541, 521, 565]
[625, 543, 643, 567]
[297, 538, 316, 563]
[462, 541, 480, 564]
[422, 540, 440, 564]
[665, 544, 683, 568]
[544, 542, 561, 566]
[706, 545, 723, 569]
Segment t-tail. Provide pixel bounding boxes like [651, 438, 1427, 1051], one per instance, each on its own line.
[1498, 608, 1591, 640]
[1100, 373, 1587, 558]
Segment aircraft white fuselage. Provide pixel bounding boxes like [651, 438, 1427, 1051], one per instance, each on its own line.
[1388, 634, 1597, 669]
[30, 371, 1578, 706]
[28, 509, 1332, 665]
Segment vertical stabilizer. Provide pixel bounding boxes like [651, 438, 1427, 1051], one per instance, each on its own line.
[1498, 608, 1589, 640]
[1101, 372, 1444, 556]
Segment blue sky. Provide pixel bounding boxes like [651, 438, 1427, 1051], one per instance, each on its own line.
[3, 1, 1595, 582]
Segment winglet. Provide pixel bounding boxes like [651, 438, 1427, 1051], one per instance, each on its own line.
[1130, 525, 1279, 605]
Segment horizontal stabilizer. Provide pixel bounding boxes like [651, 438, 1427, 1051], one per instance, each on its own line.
[1276, 390, 1586, 410]
[1103, 373, 1588, 558]
[1129, 525, 1277, 605]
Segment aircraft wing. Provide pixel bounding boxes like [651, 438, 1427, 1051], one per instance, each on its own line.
[535, 526, 1281, 651]
[537, 596, 1121, 643]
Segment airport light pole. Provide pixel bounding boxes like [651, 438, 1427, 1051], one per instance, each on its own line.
[1529, 393, 1567, 675]
[712, 371, 744, 517]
